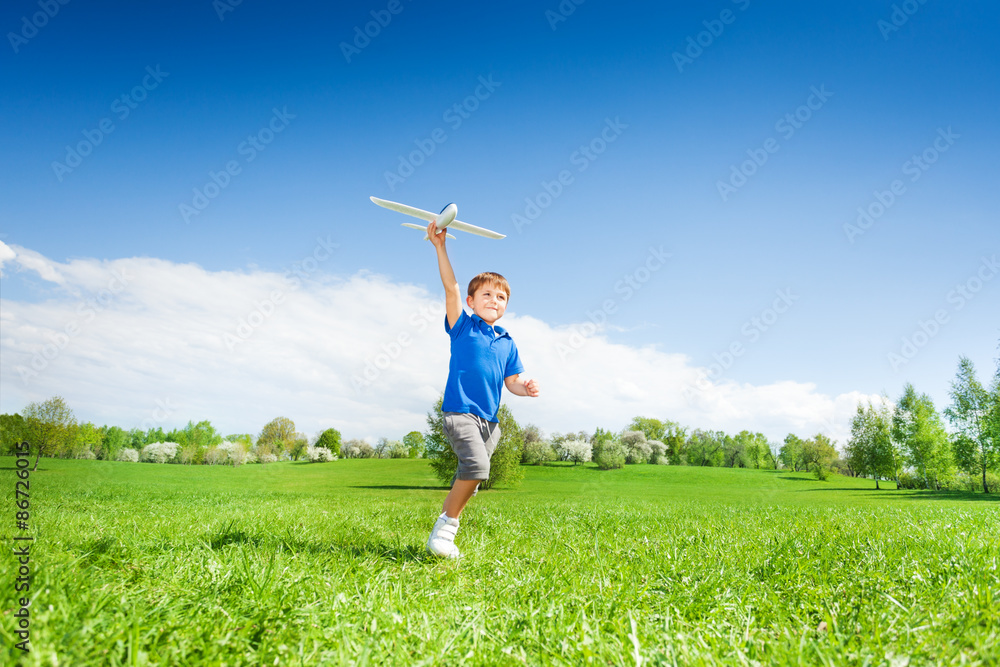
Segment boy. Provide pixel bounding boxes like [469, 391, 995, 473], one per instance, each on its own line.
[424, 219, 540, 559]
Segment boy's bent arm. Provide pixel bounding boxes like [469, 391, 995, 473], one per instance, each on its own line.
[428, 221, 462, 328]
[504, 374, 540, 397]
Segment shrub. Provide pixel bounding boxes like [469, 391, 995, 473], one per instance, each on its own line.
[647, 440, 668, 464]
[556, 439, 592, 465]
[341, 439, 375, 458]
[116, 448, 139, 463]
[593, 439, 627, 470]
[140, 442, 180, 464]
[205, 441, 250, 466]
[305, 446, 336, 462]
[74, 448, 96, 460]
[257, 453, 278, 464]
[376, 439, 409, 459]
[523, 440, 557, 465]
[621, 431, 651, 464]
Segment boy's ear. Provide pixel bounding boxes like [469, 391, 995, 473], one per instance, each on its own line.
[466, 295, 474, 308]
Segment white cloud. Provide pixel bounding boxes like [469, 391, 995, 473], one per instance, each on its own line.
[0, 241, 17, 277]
[0, 245, 876, 446]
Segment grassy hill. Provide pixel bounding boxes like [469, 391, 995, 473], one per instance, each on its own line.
[2, 458, 997, 665]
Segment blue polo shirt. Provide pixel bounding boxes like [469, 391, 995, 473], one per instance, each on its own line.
[442, 309, 523, 422]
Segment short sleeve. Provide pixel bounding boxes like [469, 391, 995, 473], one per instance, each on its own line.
[445, 309, 470, 339]
[504, 342, 524, 378]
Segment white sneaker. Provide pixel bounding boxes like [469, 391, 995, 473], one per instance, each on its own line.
[426, 513, 461, 558]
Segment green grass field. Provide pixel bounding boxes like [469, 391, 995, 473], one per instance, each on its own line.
[2, 458, 998, 666]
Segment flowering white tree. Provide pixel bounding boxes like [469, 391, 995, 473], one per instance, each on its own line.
[305, 446, 336, 462]
[116, 448, 139, 463]
[557, 439, 592, 465]
[140, 442, 179, 463]
[341, 439, 376, 458]
[622, 430, 652, 464]
[648, 440, 668, 464]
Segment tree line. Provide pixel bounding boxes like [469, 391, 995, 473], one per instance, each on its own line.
[422, 353, 1000, 494]
[3, 351, 996, 493]
[0, 405, 428, 468]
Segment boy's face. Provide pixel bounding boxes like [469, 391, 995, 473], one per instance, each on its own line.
[467, 283, 507, 325]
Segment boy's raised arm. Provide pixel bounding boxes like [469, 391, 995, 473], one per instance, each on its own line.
[428, 221, 462, 329]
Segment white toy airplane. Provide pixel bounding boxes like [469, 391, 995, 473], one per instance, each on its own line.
[369, 196, 506, 240]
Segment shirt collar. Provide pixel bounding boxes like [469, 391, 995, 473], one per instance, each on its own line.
[470, 312, 509, 337]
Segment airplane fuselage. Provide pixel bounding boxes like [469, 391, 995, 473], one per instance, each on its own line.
[436, 203, 458, 230]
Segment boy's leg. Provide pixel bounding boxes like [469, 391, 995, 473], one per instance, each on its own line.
[442, 478, 481, 519]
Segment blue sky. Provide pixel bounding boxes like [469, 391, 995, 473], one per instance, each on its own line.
[1, 0, 998, 443]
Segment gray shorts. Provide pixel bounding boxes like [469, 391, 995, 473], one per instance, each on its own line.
[443, 411, 502, 482]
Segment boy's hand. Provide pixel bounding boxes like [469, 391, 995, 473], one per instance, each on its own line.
[524, 378, 540, 397]
[427, 221, 446, 249]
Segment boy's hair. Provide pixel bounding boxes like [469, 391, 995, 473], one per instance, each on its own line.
[467, 272, 510, 300]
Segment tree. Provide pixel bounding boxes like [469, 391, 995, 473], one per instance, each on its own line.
[801, 433, 838, 480]
[944, 356, 999, 493]
[22, 396, 76, 470]
[425, 396, 453, 478]
[484, 404, 525, 489]
[724, 432, 747, 468]
[0, 414, 27, 455]
[626, 417, 688, 464]
[662, 422, 689, 465]
[402, 431, 424, 458]
[288, 433, 309, 461]
[101, 426, 129, 461]
[627, 417, 667, 443]
[520, 424, 543, 463]
[686, 429, 725, 467]
[376, 437, 408, 459]
[892, 383, 952, 489]
[739, 431, 769, 469]
[74, 422, 103, 458]
[144, 426, 166, 446]
[316, 428, 342, 457]
[780, 434, 805, 471]
[556, 439, 591, 465]
[845, 400, 895, 489]
[257, 417, 296, 460]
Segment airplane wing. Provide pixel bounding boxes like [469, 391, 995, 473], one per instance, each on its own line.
[401, 222, 456, 240]
[370, 196, 436, 221]
[370, 195, 506, 239]
[448, 219, 506, 240]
